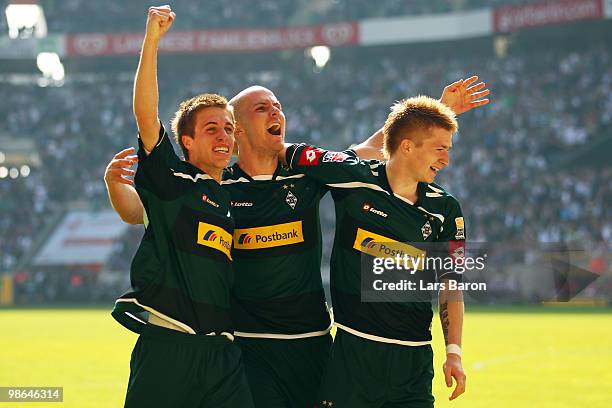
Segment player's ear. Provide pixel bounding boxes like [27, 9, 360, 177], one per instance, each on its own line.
[231, 136, 239, 156]
[233, 124, 245, 140]
[400, 138, 415, 155]
[234, 124, 246, 144]
[181, 134, 194, 152]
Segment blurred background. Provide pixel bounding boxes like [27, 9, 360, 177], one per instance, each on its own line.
[0, 0, 610, 307]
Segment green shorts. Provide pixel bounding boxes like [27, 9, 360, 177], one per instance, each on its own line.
[236, 334, 332, 408]
[316, 329, 434, 408]
[124, 324, 254, 408]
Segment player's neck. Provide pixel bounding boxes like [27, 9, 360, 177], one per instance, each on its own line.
[192, 161, 223, 183]
[236, 148, 278, 177]
[386, 157, 419, 203]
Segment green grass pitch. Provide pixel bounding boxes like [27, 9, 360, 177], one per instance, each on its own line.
[1, 307, 611, 407]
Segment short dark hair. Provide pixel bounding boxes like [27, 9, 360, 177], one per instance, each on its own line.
[171, 93, 233, 160]
[382, 95, 458, 159]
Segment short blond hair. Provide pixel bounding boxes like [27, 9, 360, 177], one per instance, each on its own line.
[382, 95, 458, 159]
[171, 93, 233, 160]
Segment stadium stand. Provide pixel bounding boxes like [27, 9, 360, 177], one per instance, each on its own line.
[13, 0, 539, 32]
[0, 2, 610, 304]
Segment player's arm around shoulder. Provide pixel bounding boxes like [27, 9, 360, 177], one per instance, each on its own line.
[282, 142, 373, 185]
[104, 148, 144, 225]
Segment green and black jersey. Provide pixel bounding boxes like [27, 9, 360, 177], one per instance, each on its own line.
[286, 144, 466, 344]
[222, 163, 332, 338]
[112, 126, 234, 336]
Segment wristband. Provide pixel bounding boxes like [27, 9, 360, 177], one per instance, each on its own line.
[446, 344, 462, 356]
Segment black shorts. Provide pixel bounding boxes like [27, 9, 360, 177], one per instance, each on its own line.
[124, 324, 254, 408]
[236, 334, 332, 408]
[316, 329, 434, 408]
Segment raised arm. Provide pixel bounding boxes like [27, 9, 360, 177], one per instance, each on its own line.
[104, 148, 145, 225]
[352, 75, 490, 160]
[134, 5, 175, 151]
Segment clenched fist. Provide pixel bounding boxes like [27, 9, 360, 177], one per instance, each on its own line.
[145, 5, 176, 41]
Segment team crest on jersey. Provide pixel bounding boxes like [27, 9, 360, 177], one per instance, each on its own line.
[421, 221, 432, 240]
[320, 400, 334, 407]
[322, 151, 349, 163]
[298, 146, 323, 166]
[285, 191, 298, 209]
[201, 194, 220, 208]
[362, 202, 388, 218]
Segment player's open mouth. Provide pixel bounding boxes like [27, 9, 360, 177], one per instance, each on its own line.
[430, 166, 439, 174]
[267, 123, 282, 136]
[213, 146, 230, 153]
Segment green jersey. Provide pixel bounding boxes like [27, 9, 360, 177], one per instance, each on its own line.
[222, 163, 332, 338]
[113, 126, 234, 336]
[287, 144, 466, 344]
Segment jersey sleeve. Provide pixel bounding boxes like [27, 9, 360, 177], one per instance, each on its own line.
[435, 197, 466, 283]
[135, 124, 185, 200]
[285, 143, 373, 185]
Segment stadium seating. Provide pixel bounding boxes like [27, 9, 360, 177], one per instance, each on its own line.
[1, 3, 610, 303]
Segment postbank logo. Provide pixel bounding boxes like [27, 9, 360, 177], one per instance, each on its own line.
[237, 233, 253, 245]
[353, 228, 426, 271]
[233, 221, 304, 250]
[197, 222, 233, 260]
[360, 237, 377, 249]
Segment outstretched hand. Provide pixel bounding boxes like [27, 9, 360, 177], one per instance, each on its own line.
[104, 147, 138, 187]
[440, 75, 490, 115]
[146, 5, 176, 41]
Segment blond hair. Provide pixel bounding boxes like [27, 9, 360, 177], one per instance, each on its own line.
[382, 95, 458, 159]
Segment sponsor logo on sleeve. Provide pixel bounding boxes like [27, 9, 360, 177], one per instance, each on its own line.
[298, 147, 324, 166]
[233, 221, 304, 250]
[322, 151, 350, 163]
[449, 240, 465, 261]
[454, 217, 465, 240]
[197, 222, 233, 259]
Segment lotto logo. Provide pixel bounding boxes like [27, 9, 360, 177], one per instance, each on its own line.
[362, 202, 388, 218]
[202, 194, 220, 208]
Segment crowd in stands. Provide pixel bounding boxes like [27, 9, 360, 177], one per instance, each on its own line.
[1, 31, 610, 304]
[1, 0, 538, 34]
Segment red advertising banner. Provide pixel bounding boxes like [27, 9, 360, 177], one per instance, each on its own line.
[66, 22, 358, 57]
[494, 0, 603, 32]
